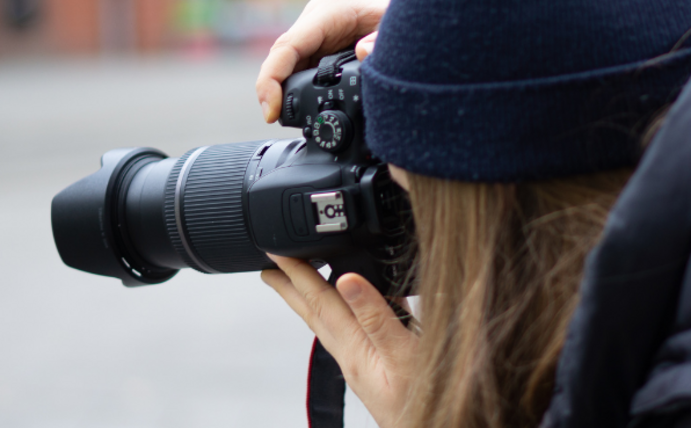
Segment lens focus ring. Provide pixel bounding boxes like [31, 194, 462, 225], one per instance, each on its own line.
[164, 142, 272, 273]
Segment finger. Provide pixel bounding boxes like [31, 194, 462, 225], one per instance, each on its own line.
[269, 255, 347, 318]
[355, 31, 378, 61]
[256, 13, 332, 123]
[256, 0, 374, 123]
[266, 255, 361, 348]
[336, 273, 412, 360]
[261, 269, 320, 331]
[255, 41, 299, 123]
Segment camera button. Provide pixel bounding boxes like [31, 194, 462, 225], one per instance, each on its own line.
[285, 93, 297, 120]
[302, 126, 313, 139]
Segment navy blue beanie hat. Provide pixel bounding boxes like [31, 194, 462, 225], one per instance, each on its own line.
[360, 0, 691, 182]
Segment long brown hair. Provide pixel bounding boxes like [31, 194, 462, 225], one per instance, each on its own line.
[403, 170, 632, 428]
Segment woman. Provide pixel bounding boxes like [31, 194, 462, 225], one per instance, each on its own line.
[256, 0, 691, 426]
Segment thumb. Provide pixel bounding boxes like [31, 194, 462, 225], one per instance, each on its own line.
[355, 31, 378, 61]
[336, 273, 409, 358]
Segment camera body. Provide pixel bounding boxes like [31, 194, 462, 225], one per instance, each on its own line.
[51, 56, 408, 295]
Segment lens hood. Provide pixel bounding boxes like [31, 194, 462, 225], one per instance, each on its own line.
[51, 147, 178, 286]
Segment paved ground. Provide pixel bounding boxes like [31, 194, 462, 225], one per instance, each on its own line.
[0, 53, 377, 428]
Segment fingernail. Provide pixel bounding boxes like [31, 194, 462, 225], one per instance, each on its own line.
[340, 280, 362, 303]
[261, 101, 270, 122]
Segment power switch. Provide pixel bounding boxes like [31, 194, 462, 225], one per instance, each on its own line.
[289, 193, 309, 236]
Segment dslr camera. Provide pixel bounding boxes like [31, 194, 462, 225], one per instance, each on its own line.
[51, 52, 407, 294]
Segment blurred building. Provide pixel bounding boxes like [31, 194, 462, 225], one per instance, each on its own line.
[0, 0, 303, 57]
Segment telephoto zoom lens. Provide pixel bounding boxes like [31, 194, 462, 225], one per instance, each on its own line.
[52, 139, 302, 286]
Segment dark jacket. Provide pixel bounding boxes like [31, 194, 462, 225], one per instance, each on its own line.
[540, 79, 691, 428]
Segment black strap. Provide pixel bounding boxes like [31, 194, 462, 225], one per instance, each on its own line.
[307, 269, 346, 428]
[316, 50, 357, 86]
[307, 337, 346, 428]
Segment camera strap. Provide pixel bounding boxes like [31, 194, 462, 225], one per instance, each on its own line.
[306, 268, 346, 428]
[316, 50, 357, 86]
[307, 336, 345, 428]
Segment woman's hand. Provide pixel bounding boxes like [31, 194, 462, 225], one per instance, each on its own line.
[255, 0, 387, 123]
[261, 255, 417, 428]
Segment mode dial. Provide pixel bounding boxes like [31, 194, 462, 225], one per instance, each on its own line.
[313, 110, 352, 153]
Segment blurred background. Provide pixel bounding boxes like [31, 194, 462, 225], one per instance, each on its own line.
[0, 0, 377, 426]
[0, 0, 300, 57]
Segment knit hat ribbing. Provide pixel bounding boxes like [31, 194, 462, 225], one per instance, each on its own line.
[361, 0, 691, 182]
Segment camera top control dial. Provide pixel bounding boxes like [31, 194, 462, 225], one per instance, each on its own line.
[313, 110, 352, 153]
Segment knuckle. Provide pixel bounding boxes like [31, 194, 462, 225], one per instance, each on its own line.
[278, 275, 294, 291]
[268, 33, 305, 68]
[282, 258, 305, 279]
[270, 32, 293, 52]
[302, 286, 331, 318]
[358, 310, 388, 338]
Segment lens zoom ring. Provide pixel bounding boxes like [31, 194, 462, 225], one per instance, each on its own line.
[168, 142, 272, 273]
[185, 142, 271, 271]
